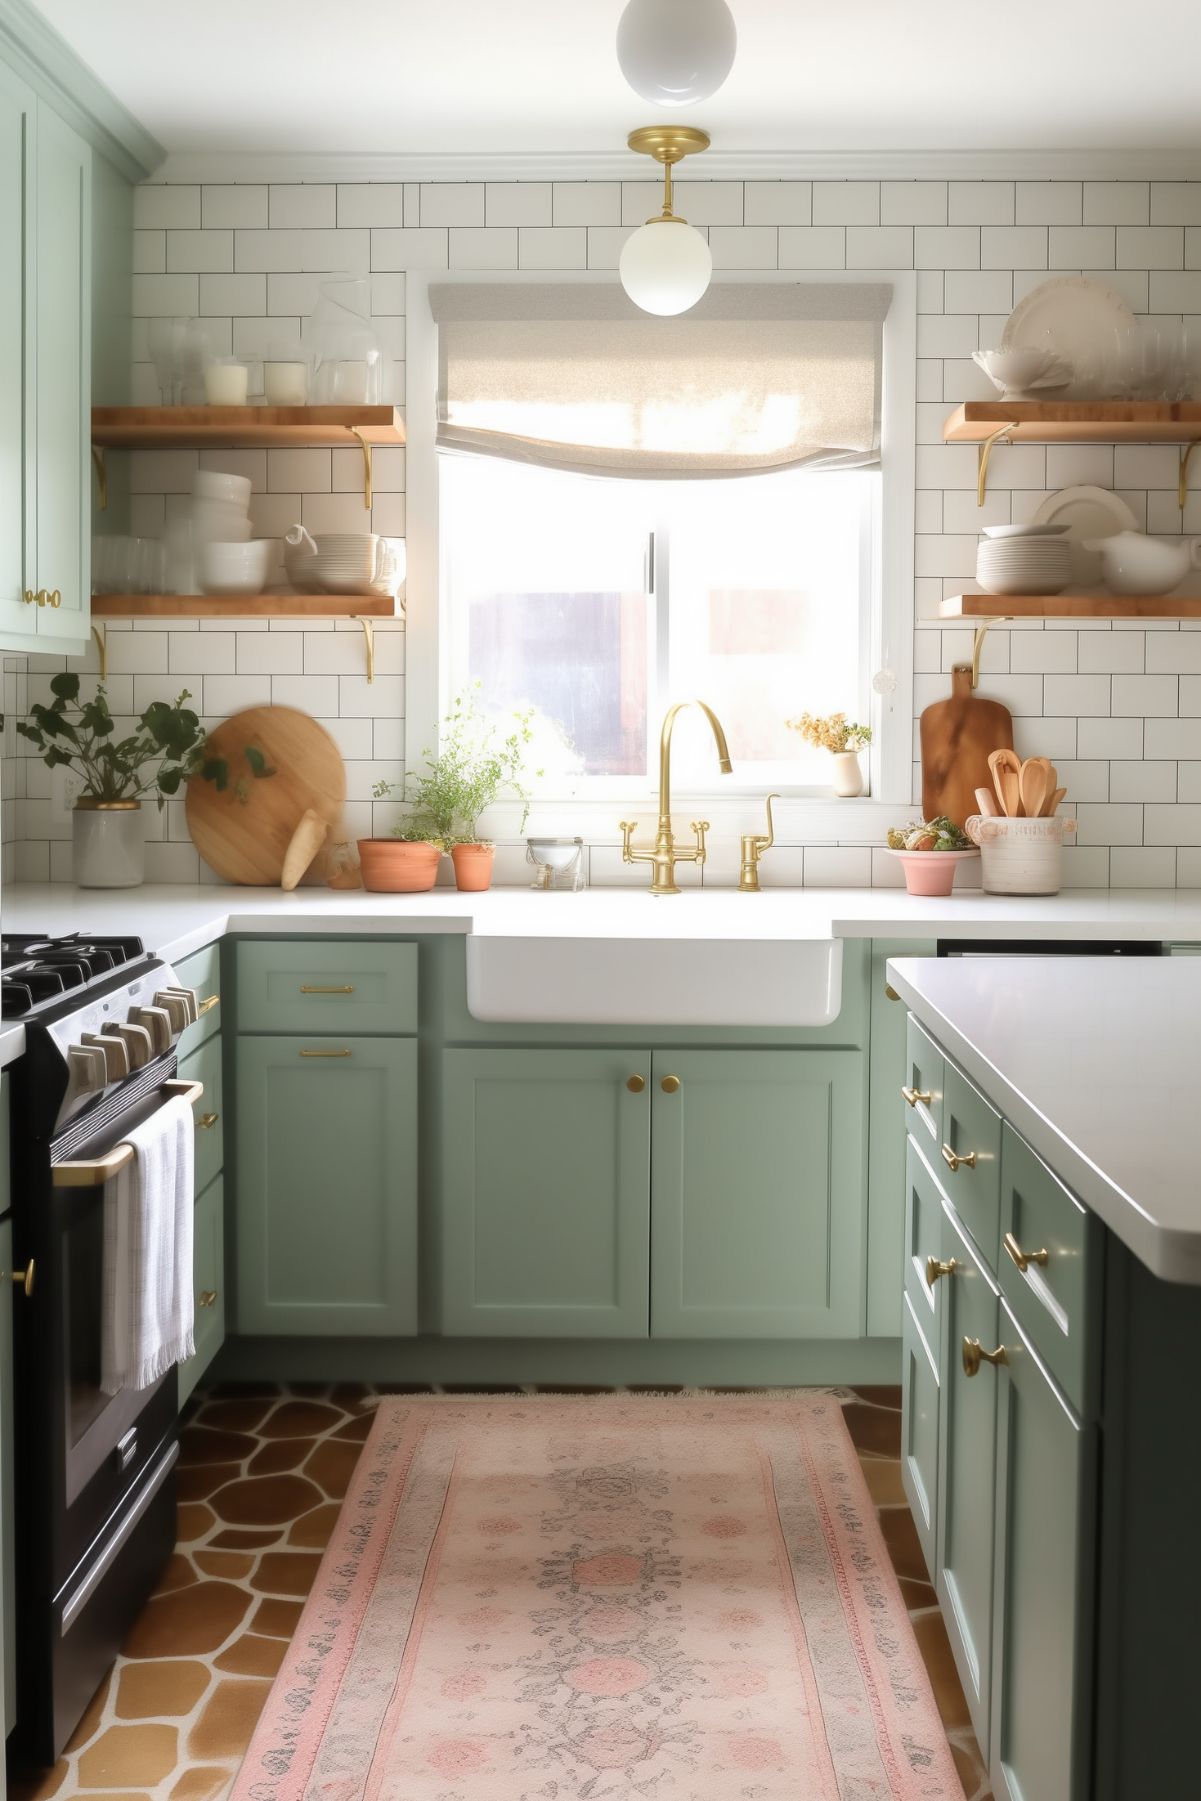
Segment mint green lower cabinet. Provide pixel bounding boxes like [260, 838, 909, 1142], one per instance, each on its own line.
[989, 1302, 1093, 1801]
[439, 1050, 651, 1337]
[0, 1213, 14, 1766]
[650, 1049, 865, 1339]
[235, 1036, 417, 1336]
[179, 1178, 225, 1408]
[935, 1203, 1000, 1749]
[901, 1294, 939, 1576]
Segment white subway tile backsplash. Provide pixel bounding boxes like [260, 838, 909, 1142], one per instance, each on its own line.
[233, 229, 303, 272]
[777, 226, 846, 268]
[846, 227, 912, 268]
[370, 228, 449, 270]
[743, 182, 812, 226]
[812, 182, 879, 225]
[1111, 760, 1177, 800]
[134, 185, 200, 230]
[1083, 182, 1149, 225]
[708, 226, 778, 269]
[1112, 674, 1178, 716]
[420, 185, 485, 228]
[336, 184, 405, 227]
[914, 225, 979, 269]
[202, 185, 268, 229]
[1144, 805, 1201, 845]
[486, 183, 552, 227]
[450, 228, 520, 269]
[1145, 718, 1201, 758]
[553, 182, 621, 226]
[981, 226, 1047, 269]
[1109, 846, 1177, 884]
[1015, 182, 1082, 225]
[517, 227, 587, 269]
[270, 184, 336, 229]
[1075, 803, 1143, 845]
[1117, 225, 1184, 268]
[199, 272, 266, 315]
[949, 182, 1014, 225]
[880, 182, 947, 226]
[1152, 184, 1201, 225]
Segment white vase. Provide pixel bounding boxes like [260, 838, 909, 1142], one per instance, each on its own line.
[830, 751, 864, 798]
[73, 800, 145, 888]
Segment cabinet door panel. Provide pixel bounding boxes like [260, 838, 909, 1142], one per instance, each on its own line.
[901, 1293, 939, 1577]
[179, 1033, 224, 1199]
[936, 1203, 1000, 1750]
[651, 1049, 864, 1339]
[235, 1036, 416, 1336]
[440, 1050, 650, 1337]
[990, 1303, 1093, 1801]
[0, 64, 33, 646]
[32, 103, 89, 639]
[179, 1177, 225, 1408]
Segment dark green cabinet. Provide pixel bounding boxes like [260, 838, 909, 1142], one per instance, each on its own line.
[235, 1035, 417, 1336]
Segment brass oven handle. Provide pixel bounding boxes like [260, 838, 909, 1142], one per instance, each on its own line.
[197, 994, 220, 1016]
[10, 1260, 35, 1298]
[962, 1336, 1008, 1378]
[299, 1048, 352, 1058]
[50, 1080, 204, 1188]
[300, 984, 355, 995]
[198, 1290, 218, 1308]
[901, 1085, 932, 1108]
[196, 1112, 220, 1130]
[1003, 1231, 1049, 1273]
[926, 1255, 958, 1289]
[941, 1143, 977, 1174]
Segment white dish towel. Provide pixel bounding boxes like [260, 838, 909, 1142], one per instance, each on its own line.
[101, 1093, 196, 1395]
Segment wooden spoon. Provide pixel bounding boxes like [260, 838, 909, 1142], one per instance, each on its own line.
[988, 748, 1022, 817]
[974, 785, 998, 817]
[1044, 787, 1067, 816]
[1039, 763, 1059, 814]
[1019, 757, 1051, 822]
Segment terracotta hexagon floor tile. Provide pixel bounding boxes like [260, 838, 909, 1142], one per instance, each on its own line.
[195, 1550, 255, 1579]
[187, 1678, 271, 1761]
[858, 1455, 907, 1507]
[215, 1633, 288, 1678]
[331, 1410, 375, 1441]
[258, 1400, 344, 1438]
[841, 1401, 902, 1459]
[911, 1609, 974, 1734]
[175, 1503, 216, 1544]
[247, 1439, 309, 1476]
[879, 1502, 930, 1584]
[287, 1501, 341, 1547]
[849, 1384, 903, 1409]
[150, 1554, 197, 1598]
[899, 1575, 938, 1608]
[122, 1581, 252, 1659]
[170, 1769, 235, 1801]
[177, 1462, 241, 1503]
[9, 1764, 68, 1800]
[77, 1724, 178, 1788]
[194, 1397, 275, 1433]
[66, 1672, 112, 1749]
[210, 1473, 324, 1525]
[250, 1596, 304, 1638]
[73, 1792, 153, 1800]
[115, 1660, 210, 1720]
[250, 1551, 322, 1596]
[210, 1528, 282, 1550]
[302, 1437, 362, 1499]
[179, 1426, 260, 1466]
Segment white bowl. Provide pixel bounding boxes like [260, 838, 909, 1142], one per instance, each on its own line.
[193, 469, 252, 507]
[190, 500, 253, 544]
[197, 539, 273, 597]
[972, 346, 1072, 399]
[981, 523, 1070, 540]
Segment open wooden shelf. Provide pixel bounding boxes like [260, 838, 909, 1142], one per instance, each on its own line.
[90, 405, 405, 448]
[944, 402, 1201, 443]
[92, 593, 398, 619]
[941, 593, 1201, 619]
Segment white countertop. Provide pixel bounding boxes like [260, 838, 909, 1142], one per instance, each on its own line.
[887, 954, 1201, 1286]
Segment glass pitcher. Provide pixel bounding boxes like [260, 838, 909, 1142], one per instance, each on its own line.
[304, 278, 386, 405]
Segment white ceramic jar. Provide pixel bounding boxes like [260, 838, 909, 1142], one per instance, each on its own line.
[73, 800, 145, 888]
[966, 814, 1077, 895]
[830, 750, 864, 797]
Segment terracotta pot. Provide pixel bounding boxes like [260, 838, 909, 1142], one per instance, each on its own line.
[357, 838, 442, 893]
[450, 843, 495, 892]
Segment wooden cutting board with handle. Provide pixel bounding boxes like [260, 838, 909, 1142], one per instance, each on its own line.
[920, 665, 1014, 829]
[185, 705, 346, 886]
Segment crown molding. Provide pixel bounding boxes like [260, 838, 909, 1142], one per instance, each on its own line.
[0, 0, 163, 181]
[151, 145, 1201, 187]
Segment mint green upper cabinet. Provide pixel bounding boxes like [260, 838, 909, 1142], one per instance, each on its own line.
[989, 1303, 1093, 1801]
[235, 1036, 417, 1336]
[0, 62, 33, 646]
[439, 1049, 651, 1338]
[650, 1049, 865, 1339]
[31, 102, 89, 639]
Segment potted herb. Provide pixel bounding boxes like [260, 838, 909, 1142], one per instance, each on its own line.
[787, 710, 873, 797]
[16, 673, 272, 888]
[367, 691, 537, 893]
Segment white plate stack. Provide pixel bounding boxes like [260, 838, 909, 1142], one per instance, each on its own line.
[976, 523, 1072, 596]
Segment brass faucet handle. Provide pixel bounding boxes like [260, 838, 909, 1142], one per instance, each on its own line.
[690, 820, 710, 862]
[618, 821, 638, 863]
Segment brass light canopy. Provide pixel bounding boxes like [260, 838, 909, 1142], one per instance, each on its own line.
[620, 125, 713, 315]
[627, 124, 711, 222]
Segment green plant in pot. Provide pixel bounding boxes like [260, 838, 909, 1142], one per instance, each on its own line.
[16, 673, 273, 888]
[365, 690, 537, 894]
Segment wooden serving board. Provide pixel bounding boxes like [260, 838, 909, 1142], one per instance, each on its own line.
[920, 665, 1014, 829]
[185, 706, 346, 886]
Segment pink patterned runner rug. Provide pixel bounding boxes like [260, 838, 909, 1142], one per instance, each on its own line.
[230, 1393, 962, 1799]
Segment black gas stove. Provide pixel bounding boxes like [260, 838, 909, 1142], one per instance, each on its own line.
[1, 932, 149, 1018]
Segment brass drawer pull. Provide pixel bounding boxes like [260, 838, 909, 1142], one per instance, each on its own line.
[300, 985, 356, 995]
[962, 1336, 1008, 1378]
[299, 1048, 352, 1058]
[10, 1260, 35, 1298]
[626, 1074, 646, 1093]
[901, 1084, 932, 1108]
[22, 589, 35, 606]
[926, 1255, 958, 1289]
[198, 1289, 218, 1308]
[197, 994, 220, 1016]
[196, 1112, 220, 1130]
[1004, 1231, 1049, 1274]
[47, 588, 61, 608]
[941, 1143, 977, 1174]
[660, 1075, 681, 1094]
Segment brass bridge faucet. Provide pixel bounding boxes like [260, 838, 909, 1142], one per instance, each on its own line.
[620, 700, 733, 895]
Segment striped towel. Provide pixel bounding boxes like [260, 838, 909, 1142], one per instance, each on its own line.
[101, 1093, 196, 1394]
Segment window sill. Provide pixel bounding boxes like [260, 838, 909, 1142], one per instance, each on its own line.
[481, 794, 915, 841]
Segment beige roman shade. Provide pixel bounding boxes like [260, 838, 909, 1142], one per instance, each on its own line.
[429, 281, 892, 479]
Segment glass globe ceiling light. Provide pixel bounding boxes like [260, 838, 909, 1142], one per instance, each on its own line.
[616, 0, 737, 107]
[619, 125, 713, 317]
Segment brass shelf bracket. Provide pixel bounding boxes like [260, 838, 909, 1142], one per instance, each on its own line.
[969, 616, 1011, 688]
[977, 420, 1016, 506]
[1179, 440, 1201, 510]
[91, 445, 108, 511]
[357, 615, 375, 683]
[91, 624, 108, 681]
[349, 427, 373, 510]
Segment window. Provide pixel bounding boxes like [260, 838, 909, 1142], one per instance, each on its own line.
[440, 452, 878, 794]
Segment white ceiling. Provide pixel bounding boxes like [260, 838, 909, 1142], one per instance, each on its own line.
[31, 0, 1201, 163]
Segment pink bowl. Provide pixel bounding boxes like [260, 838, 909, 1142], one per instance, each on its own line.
[885, 848, 981, 896]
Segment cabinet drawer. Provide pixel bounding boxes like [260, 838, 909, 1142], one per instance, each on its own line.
[180, 1175, 225, 1408]
[939, 1063, 1002, 1265]
[903, 1014, 944, 1153]
[236, 940, 417, 1035]
[173, 942, 222, 1057]
[901, 1292, 939, 1580]
[904, 1136, 946, 1359]
[998, 1126, 1096, 1413]
[178, 1034, 223, 1198]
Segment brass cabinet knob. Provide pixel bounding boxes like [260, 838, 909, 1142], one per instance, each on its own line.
[926, 1255, 959, 1290]
[626, 1075, 646, 1093]
[198, 1290, 218, 1308]
[47, 588, 61, 608]
[884, 983, 901, 1002]
[35, 589, 47, 607]
[660, 1075, 681, 1094]
[941, 1143, 977, 1174]
[962, 1336, 1008, 1378]
[1003, 1231, 1049, 1274]
[901, 1085, 932, 1108]
[10, 1260, 35, 1298]
[196, 1112, 220, 1130]
[22, 589, 35, 606]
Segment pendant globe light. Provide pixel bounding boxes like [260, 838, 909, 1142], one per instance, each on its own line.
[617, 0, 737, 107]
[619, 125, 713, 316]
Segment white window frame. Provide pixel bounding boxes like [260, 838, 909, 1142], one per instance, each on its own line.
[404, 268, 916, 839]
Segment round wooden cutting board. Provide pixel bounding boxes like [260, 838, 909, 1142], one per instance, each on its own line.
[185, 706, 346, 886]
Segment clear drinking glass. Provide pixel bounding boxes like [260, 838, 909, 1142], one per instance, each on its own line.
[147, 318, 193, 404]
[305, 279, 386, 405]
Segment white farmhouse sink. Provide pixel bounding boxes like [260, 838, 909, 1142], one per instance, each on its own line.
[465, 892, 843, 1028]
